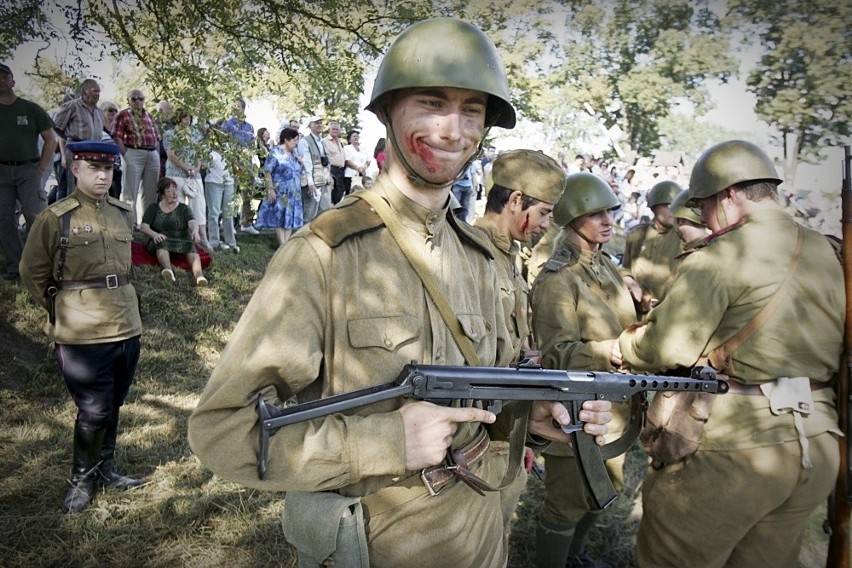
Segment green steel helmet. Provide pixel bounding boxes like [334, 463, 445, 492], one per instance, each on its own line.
[366, 17, 516, 129]
[647, 180, 681, 208]
[554, 173, 620, 226]
[670, 189, 704, 225]
[689, 139, 782, 200]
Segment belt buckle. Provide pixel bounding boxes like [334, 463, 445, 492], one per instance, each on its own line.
[106, 274, 118, 289]
[420, 467, 444, 497]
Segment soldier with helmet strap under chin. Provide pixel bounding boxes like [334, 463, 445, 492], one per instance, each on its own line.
[20, 140, 144, 514]
[188, 18, 613, 568]
[531, 173, 635, 568]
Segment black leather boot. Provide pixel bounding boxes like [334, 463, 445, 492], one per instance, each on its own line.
[62, 422, 105, 513]
[99, 409, 144, 490]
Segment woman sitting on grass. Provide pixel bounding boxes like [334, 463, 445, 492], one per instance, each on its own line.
[140, 177, 208, 286]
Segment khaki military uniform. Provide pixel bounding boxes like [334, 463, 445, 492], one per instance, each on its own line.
[189, 175, 514, 568]
[472, 216, 536, 536]
[619, 209, 843, 567]
[473, 217, 530, 358]
[622, 221, 681, 310]
[20, 190, 141, 343]
[530, 236, 635, 529]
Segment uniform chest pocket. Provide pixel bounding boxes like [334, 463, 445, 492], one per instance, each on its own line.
[348, 315, 421, 351]
[112, 231, 133, 244]
[68, 233, 99, 248]
[457, 314, 490, 343]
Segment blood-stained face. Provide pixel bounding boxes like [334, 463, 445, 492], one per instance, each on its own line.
[388, 87, 486, 186]
[507, 192, 554, 242]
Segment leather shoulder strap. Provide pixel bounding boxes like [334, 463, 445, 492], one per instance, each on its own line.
[707, 225, 805, 372]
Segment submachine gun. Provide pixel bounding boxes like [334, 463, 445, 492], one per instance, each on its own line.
[256, 362, 727, 510]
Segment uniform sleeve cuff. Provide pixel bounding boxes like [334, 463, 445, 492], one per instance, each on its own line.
[348, 412, 407, 479]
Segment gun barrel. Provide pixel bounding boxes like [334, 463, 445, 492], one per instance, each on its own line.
[406, 364, 726, 403]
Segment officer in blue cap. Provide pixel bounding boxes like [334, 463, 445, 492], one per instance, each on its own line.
[20, 139, 145, 513]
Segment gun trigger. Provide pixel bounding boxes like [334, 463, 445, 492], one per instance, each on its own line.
[561, 423, 584, 435]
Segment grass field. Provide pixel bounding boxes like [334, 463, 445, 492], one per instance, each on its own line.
[0, 228, 833, 567]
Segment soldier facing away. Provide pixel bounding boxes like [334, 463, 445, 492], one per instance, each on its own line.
[616, 140, 844, 566]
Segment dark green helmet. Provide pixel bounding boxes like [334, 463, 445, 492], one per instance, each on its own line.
[554, 173, 620, 226]
[670, 189, 704, 225]
[689, 140, 781, 200]
[647, 180, 681, 208]
[366, 17, 516, 129]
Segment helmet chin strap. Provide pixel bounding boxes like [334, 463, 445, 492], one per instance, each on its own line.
[384, 111, 489, 189]
[566, 222, 601, 251]
[715, 191, 729, 229]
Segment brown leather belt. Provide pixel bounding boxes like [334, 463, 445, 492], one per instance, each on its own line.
[726, 379, 832, 395]
[419, 428, 490, 496]
[126, 145, 156, 151]
[60, 274, 131, 290]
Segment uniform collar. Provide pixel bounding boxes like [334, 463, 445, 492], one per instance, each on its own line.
[70, 189, 105, 207]
[559, 235, 604, 266]
[375, 174, 449, 238]
[473, 216, 517, 256]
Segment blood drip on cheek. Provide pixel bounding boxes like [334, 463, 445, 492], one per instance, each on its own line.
[520, 213, 530, 235]
[406, 136, 438, 173]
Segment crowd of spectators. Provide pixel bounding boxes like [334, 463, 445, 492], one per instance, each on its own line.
[3, 71, 842, 287]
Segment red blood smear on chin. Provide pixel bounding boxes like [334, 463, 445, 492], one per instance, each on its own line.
[407, 136, 438, 173]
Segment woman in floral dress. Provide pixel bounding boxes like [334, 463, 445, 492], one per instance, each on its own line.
[259, 127, 302, 247]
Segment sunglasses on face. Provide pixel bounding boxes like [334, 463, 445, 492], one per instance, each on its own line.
[130, 96, 145, 101]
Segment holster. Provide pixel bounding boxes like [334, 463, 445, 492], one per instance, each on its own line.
[45, 280, 59, 325]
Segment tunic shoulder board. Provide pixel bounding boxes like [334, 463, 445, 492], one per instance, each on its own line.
[675, 238, 709, 260]
[542, 245, 578, 272]
[447, 212, 494, 260]
[310, 196, 384, 248]
[107, 196, 133, 211]
[47, 198, 80, 217]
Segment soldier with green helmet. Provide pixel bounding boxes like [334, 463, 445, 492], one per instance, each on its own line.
[530, 172, 636, 568]
[622, 179, 683, 316]
[669, 187, 708, 247]
[616, 140, 843, 566]
[653, 188, 711, 302]
[188, 18, 612, 568]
